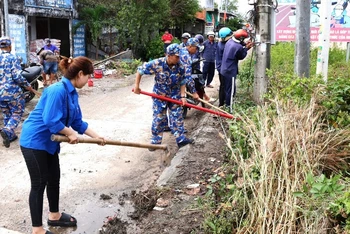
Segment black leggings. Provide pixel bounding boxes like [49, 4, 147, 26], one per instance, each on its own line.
[21, 146, 60, 227]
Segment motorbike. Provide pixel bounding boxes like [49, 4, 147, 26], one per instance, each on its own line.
[183, 58, 206, 119]
[21, 64, 43, 103]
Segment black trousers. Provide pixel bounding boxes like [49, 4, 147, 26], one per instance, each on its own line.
[21, 146, 60, 227]
[218, 73, 225, 107]
[202, 61, 215, 86]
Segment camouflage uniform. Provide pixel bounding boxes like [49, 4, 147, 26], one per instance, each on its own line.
[179, 42, 189, 49]
[137, 57, 188, 144]
[179, 47, 197, 94]
[0, 51, 30, 141]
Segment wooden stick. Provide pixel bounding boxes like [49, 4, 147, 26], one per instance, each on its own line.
[185, 91, 232, 116]
[51, 134, 168, 151]
[92, 49, 130, 67]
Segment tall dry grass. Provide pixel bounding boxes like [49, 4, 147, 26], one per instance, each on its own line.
[230, 96, 350, 234]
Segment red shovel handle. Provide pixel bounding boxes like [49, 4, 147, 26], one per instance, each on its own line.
[133, 89, 237, 120]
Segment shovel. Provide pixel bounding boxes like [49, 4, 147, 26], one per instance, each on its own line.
[51, 135, 171, 162]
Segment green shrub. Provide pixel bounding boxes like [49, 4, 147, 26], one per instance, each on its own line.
[266, 70, 324, 105]
[321, 75, 350, 128]
[329, 190, 350, 231]
[261, 42, 350, 128]
[145, 35, 180, 61]
[117, 59, 142, 76]
[270, 42, 296, 74]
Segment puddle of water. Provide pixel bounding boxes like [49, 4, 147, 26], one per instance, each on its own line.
[47, 199, 136, 234]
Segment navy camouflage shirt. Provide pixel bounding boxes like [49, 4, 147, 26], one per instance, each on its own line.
[137, 57, 187, 98]
[0, 51, 30, 101]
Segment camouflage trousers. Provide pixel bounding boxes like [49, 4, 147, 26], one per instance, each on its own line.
[151, 98, 186, 144]
[0, 96, 25, 140]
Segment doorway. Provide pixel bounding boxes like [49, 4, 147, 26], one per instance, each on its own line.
[36, 17, 70, 57]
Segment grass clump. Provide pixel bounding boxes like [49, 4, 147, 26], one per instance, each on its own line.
[203, 96, 350, 233]
[201, 42, 350, 233]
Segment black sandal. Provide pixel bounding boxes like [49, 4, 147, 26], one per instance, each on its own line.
[46, 231, 54, 234]
[47, 212, 77, 227]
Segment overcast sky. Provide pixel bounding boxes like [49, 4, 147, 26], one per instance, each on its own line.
[200, 0, 253, 16]
[236, 0, 254, 15]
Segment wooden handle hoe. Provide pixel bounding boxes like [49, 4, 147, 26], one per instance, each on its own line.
[51, 135, 170, 157]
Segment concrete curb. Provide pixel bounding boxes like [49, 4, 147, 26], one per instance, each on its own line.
[156, 111, 211, 187]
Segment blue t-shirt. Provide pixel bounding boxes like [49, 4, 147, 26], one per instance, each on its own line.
[44, 44, 59, 53]
[20, 77, 88, 154]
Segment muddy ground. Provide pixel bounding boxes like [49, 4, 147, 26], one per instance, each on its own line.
[0, 70, 228, 234]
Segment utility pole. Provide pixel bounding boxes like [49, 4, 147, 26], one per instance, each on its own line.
[253, 0, 271, 103]
[3, 0, 9, 36]
[294, 0, 311, 78]
[316, 0, 332, 82]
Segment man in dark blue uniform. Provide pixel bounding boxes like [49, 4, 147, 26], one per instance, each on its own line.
[202, 31, 217, 88]
[220, 29, 253, 112]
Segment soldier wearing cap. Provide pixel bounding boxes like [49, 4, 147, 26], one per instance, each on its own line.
[179, 37, 200, 100]
[0, 36, 40, 148]
[134, 43, 194, 148]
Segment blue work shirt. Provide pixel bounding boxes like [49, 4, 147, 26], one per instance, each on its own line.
[215, 41, 226, 73]
[44, 44, 59, 53]
[0, 51, 30, 101]
[179, 48, 196, 94]
[137, 57, 186, 98]
[202, 40, 217, 63]
[220, 38, 248, 78]
[20, 77, 88, 155]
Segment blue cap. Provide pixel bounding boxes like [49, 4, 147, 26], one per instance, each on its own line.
[0, 37, 11, 48]
[187, 38, 200, 48]
[166, 43, 180, 56]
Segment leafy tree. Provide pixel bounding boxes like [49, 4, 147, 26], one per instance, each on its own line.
[112, 0, 170, 57]
[168, 0, 201, 30]
[221, 0, 238, 13]
[225, 17, 244, 31]
[76, 0, 201, 59]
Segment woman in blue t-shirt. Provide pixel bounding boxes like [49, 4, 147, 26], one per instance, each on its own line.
[20, 56, 106, 234]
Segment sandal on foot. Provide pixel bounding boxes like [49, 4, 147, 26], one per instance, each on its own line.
[46, 230, 54, 234]
[47, 212, 77, 227]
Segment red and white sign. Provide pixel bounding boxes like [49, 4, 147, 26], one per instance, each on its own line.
[275, 2, 350, 42]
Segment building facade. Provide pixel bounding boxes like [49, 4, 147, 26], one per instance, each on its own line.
[0, 0, 85, 63]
